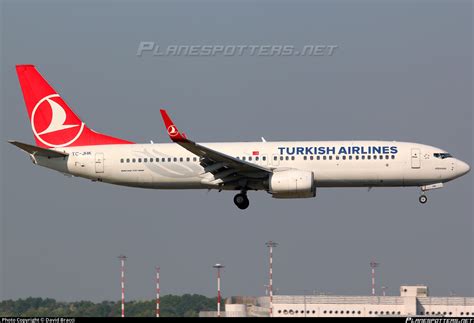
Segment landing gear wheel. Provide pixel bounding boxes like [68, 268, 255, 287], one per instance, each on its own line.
[419, 195, 428, 204]
[234, 193, 250, 210]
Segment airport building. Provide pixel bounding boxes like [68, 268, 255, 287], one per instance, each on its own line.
[200, 285, 474, 317]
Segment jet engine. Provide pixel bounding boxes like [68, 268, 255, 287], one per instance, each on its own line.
[268, 169, 316, 198]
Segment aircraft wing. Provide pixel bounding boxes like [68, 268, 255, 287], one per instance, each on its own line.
[8, 140, 69, 158]
[159, 110, 272, 184]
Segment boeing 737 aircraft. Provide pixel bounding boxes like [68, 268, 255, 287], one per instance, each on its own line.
[10, 65, 470, 209]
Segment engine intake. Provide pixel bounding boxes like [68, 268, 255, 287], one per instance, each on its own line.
[269, 169, 316, 198]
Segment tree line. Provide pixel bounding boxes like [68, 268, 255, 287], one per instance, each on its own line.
[0, 295, 222, 317]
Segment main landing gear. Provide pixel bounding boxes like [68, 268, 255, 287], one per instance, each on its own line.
[234, 192, 250, 210]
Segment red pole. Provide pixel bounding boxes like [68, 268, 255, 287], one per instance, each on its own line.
[156, 266, 160, 318]
[217, 268, 221, 317]
[370, 259, 379, 296]
[118, 255, 127, 317]
[266, 241, 277, 317]
[269, 245, 273, 317]
[213, 264, 224, 318]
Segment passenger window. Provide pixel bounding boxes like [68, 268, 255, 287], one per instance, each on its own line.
[186, 157, 190, 162]
[162, 158, 165, 162]
[180, 157, 183, 162]
[286, 156, 289, 161]
[310, 156, 314, 160]
[274, 156, 277, 161]
[138, 158, 142, 163]
[126, 158, 130, 163]
[132, 158, 136, 163]
[280, 156, 284, 161]
[342, 156, 346, 160]
[304, 156, 307, 160]
[355, 156, 359, 160]
[361, 155, 365, 160]
[349, 156, 352, 160]
[168, 158, 171, 162]
[391, 155, 395, 159]
[120, 158, 124, 163]
[255, 156, 259, 161]
[262, 156, 266, 161]
[367, 155, 371, 160]
[249, 157, 252, 161]
[385, 155, 389, 159]
[144, 158, 148, 163]
[373, 155, 377, 160]
[173, 157, 177, 162]
[317, 156, 320, 160]
[323, 156, 327, 160]
[329, 156, 332, 160]
[336, 156, 339, 160]
[291, 156, 295, 160]
[242, 156, 246, 161]
[193, 157, 197, 162]
[379, 155, 383, 160]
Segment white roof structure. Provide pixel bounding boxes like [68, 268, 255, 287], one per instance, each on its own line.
[200, 285, 474, 317]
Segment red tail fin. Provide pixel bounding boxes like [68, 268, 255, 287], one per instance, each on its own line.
[16, 65, 133, 148]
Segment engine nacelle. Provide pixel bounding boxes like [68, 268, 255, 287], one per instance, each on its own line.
[269, 169, 316, 199]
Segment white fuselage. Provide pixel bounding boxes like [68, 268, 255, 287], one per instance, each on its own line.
[34, 140, 469, 193]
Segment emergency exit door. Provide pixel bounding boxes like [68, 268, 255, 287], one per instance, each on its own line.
[411, 148, 421, 169]
[95, 153, 104, 173]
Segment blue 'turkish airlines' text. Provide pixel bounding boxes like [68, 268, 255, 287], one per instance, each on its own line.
[277, 146, 398, 155]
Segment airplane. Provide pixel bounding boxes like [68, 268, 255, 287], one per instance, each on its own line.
[9, 65, 470, 210]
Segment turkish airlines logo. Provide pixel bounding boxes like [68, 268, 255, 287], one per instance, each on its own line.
[31, 94, 84, 147]
[167, 124, 179, 137]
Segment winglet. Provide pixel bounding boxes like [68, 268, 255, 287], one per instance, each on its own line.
[159, 109, 188, 142]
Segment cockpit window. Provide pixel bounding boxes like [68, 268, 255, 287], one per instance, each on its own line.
[433, 152, 453, 159]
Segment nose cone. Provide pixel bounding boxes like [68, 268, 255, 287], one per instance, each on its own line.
[457, 160, 471, 176]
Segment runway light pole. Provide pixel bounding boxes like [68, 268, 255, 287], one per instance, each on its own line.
[118, 255, 127, 317]
[266, 240, 278, 317]
[156, 266, 160, 318]
[370, 259, 379, 296]
[213, 264, 224, 317]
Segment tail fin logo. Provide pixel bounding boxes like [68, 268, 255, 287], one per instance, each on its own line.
[31, 94, 85, 147]
[167, 125, 179, 137]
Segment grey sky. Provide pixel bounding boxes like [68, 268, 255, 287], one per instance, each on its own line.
[0, 0, 472, 302]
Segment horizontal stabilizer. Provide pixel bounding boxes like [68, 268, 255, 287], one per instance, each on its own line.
[8, 140, 68, 158]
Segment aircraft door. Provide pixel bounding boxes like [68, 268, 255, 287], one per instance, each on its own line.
[411, 148, 421, 169]
[95, 153, 104, 173]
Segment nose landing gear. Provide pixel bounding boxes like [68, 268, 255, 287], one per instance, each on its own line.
[234, 192, 249, 210]
[419, 194, 428, 204]
[418, 183, 444, 205]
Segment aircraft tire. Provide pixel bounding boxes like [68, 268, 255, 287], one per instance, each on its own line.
[419, 195, 428, 204]
[234, 193, 250, 209]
